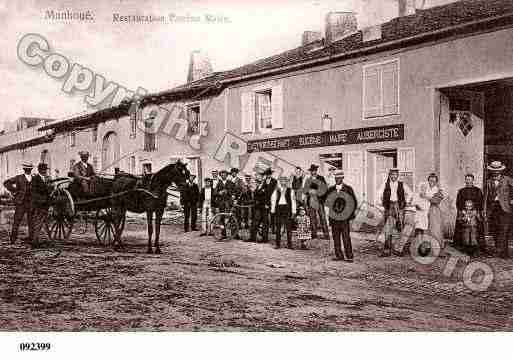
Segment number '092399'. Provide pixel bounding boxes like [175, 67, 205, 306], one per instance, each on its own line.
[19, 342, 51, 351]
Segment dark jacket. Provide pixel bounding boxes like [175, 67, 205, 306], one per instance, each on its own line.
[180, 181, 200, 206]
[456, 185, 484, 212]
[199, 187, 217, 208]
[3, 174, 32, 205]
[31, 174, 51, 208]
[325, 184, 358, 225]
[382, 180, 406, 210]
[303, 174, 328, 205]
[254, 183, 268, 208]
[484, 175, 513, 213]
[264, 178, 277, 204]
[215, 179, 234, 205]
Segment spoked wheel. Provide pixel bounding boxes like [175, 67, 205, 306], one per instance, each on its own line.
[48, 188, 75, 242]
[94, 208, 126, 246]
[210, 213, 238, 241]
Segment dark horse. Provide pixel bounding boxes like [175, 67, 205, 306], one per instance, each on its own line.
[110, 160, 190, 254]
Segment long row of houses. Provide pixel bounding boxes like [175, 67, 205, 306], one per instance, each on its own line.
[2, 0, 513, 209]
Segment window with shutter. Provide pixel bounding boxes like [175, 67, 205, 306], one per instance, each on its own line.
[363, 60, 399, 118]
[241, 92, 255, 133]
[364, 67, 381, 118]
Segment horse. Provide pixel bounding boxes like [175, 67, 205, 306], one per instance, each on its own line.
[110, 160, 190, 254]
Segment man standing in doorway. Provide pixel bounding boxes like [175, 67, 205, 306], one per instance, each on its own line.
[326, 171, 358, 262]
[270, 176, 296, 249]
[303, 164, 329, 240]
[378, 168, 413, 257]
[484, 161, 513, 258]
[4, 162, 33, 244]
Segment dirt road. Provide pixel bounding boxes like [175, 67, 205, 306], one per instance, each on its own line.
[1, 222, 513, 331]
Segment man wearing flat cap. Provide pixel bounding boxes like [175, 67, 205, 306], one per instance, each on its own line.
[378, 167, 412, 257]
[31, 163, 51, 247]
[303, 164, 329, 240]
[4, 162, 34, 244]
[325, 170, 357, 261]
[72, 151, 96, 196]
[484, 161, 513, 258]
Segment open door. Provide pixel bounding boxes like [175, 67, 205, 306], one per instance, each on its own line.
[343, 151, 365, 202]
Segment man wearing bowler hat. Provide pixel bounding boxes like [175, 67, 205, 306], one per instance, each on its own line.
[325, 170, 358, 261]
[378, 167, 413, 257]
[484, 161, 513, 258]
[4, 162, 34, 244]
[303, 164, 329, 240]
[72, 150, 96, 196]
[31, 163, 51, 247]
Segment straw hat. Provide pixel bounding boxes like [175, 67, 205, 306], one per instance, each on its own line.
[487, 161, 506, 172]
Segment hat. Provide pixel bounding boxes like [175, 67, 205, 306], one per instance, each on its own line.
[389, 167, 400, 173]
[219, 169, 228, 175]
[78, 150, 90, 157]
[308, 164, 319, 172]
[21, 162, 33, 169]
[211, 169, 218, 174]
[37, 163, 48, 171]
[487, 161, 506, 172]
[230, 168, 239, 174]
[334, 170, 345, 178]
[204, 177, 212, 182]
[262, 168, 273, 176]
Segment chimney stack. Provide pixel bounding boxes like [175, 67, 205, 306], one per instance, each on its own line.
[302, 31, 323, 46]
[187, 50, 213, 83]
[398, 0, 416, 17]
[325, 12, 357, 45]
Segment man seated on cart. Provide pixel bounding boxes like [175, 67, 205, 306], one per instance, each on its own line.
[71, 151, 96, 198]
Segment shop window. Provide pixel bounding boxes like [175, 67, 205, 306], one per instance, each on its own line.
[363, 59, 399, 119]
[142, 163, 152, 175]
[241, 84, 283, 134]
[144, 117, 156, 152]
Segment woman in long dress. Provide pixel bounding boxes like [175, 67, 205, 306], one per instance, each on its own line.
[413, 173, 444, 251]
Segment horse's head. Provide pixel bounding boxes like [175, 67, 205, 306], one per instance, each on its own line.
[150, 159, 190, 192]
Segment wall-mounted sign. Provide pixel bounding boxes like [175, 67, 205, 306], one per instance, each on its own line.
[247, 124, 404, 153]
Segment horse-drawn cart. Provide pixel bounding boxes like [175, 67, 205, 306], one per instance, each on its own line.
[48, 178, 158, 246]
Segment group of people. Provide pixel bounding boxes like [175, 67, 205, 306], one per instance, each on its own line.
[380, 160, 513, 259]
[180, 164, 358, 262]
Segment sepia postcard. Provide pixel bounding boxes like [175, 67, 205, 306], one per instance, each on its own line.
[1, 0, 512, 357]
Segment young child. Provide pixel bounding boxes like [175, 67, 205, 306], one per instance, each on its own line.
[458, 199, 481, 256]
[295, 206, 311, 250]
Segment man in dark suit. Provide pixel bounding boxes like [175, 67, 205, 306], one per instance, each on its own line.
[325, 171, 358, 262]
[4, 162, 34, 244]
[31, 163, 51, 247]
[215, 170, 233, 213]
[303, 164, 329, 240]
[262, 168, 277, 234]
[181, 174, 200, 232]
[72, 151, 95, 196]
[484, 161, 513, 258]
[250, 173, 269, 243]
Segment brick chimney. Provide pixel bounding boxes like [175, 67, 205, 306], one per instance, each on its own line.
[325, 12, 357, 45]
[302, 31, 322, 46]
[187, 50, 213, 83]
[398, 0, 416, 17]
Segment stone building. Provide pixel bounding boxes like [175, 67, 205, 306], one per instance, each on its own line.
[2, 0, 513, 216]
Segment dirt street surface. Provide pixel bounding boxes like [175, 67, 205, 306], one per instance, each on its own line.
[1, 221, 513, 331]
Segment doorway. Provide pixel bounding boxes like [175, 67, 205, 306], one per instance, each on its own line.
[102, 131, 120, 174]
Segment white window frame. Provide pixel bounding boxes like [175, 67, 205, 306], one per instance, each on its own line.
[362, 58, 400, 120]
[255, 89, 273, 134]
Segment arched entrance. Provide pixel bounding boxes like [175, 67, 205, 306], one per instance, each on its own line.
[102, 131, 120, 174]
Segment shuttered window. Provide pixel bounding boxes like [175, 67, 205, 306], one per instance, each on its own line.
[363, 60, 399, 118]
[241, 84, 283, 133]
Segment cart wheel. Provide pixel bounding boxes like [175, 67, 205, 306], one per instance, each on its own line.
[48, 207, 74, 242]
[94, 208, 125, 246]
[48, 188, 75, 242]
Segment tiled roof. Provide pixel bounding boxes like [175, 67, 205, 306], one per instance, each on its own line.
[167, 0, 513, 89]
[42, 0, 513, 132]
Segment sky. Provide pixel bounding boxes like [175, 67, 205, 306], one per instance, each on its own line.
[0, 0, 455, 131]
